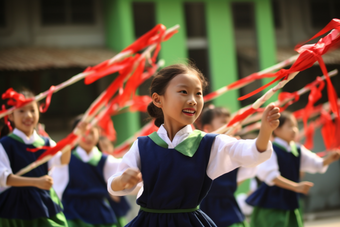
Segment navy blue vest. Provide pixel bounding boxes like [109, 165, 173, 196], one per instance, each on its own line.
[125, 133, 220, 227]
[200, 168, 245, 226]
[62, 152, 117, 225]
[137, 134, 217, 209]
[0, 135, 63, 219]
[246, 144, 301, 210]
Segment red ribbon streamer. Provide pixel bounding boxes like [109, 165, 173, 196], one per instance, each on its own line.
[39, 86, 56, 113]
[227, 106, 257, 127]
[27, 133, 78, 160]
[2, 88, 34, 108]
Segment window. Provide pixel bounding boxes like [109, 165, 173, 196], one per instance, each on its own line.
[132, 2, 156, 38]
[232, 2, 255, 30]
[40, 0, 95, 26]
[272, 0, 282, 29]
[310, 0, 340, 28]
[184, 2, 211, 95]
[0, 0, 6, 28]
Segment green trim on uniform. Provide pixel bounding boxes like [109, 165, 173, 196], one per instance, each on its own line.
[273, 142, 299, 157]
[228, 220, 249, 227]
[8, 133, 46, 148]
[140, 205, 199, 214]
[0, 212, 68, 227]
[116, 217, 127, 227]
[72, 148, 102, 166]
[67, 218, 117, 227]
[50, 187, 63, 209]
[148, 130, 206, 157]
[250, 206, 303, 227]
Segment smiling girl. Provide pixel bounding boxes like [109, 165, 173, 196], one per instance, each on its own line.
[0, 89, 70, 226]
[107, 63, 281, 227]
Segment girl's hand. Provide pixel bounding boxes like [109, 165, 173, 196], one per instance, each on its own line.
[295, 181, 314, 194]
[323, 150, 340, 166]
[35, 175, 53, 190]
[256, 104, 280, 152]
[116, 168, 142, 190]
[261, 103, 280, 132]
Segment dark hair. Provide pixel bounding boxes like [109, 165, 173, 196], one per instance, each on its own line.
[0, 88, 36, 138]
[147, 63, 208, 127]
[272, 111, 293, 137]
[201, 106, 230, 127]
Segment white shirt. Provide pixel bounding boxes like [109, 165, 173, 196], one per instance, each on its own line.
[237, 166, 257, 183]
[51, 146, 121, 199]
[256, 137, 328, 186]
[0, 128, 62, 192]
[108, 124, 272, 196]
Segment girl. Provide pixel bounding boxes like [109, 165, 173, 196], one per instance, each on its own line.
[51, 115, 122, 227]
[199, 106, 254, 227]
[0, 89, 71, 226]
[107, 63, 280, 227]
[246, 111, 340, 227]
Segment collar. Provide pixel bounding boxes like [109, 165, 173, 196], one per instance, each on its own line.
[273, 137, 299, 157]
[73, 146, 102, 166]
[10, 128, 45, 147]
[273, 137, 292, 152]
[149, 125, 206, 157]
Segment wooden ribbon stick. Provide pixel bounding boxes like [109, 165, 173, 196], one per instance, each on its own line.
[203, 54, 299, 102]
[212, 72, 300, 135]
[239, 69, 338, 127]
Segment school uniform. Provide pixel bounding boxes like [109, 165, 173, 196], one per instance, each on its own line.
[200, 166, 256, 227]
[108, 124, 273, 227]
[0, 128, 67, 227]
[51, 146, 121, 227]
[246, 137, 328, 227]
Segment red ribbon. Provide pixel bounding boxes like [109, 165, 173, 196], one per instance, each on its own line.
[123, 24, 166, 54]
[278, 91, 300, 111]
[302, 77, 325, 130]
[27, 133, 78, 160]
[320, 110, 337, 150]
[39, 86, 56, 113]
[238, 18, 340, 107]
[129, 95, 153, 113]
[84, 56, 136, 85]
[2, 88, 34, 108]
[227, 106, 258, 127]
[303, 122, 316, 150]
[97, 114, 116, 142]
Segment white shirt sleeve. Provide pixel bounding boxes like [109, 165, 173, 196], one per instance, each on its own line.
[107, 140, 141, 196]
[300, 145, 328, 173]
[207, 135, 273, 180]
[256, 151, 280, 186]
[237, 166, 257, 183]
[50, 165, 69, 199]
[47, 139, 63, 169]
[0, 143, 12, 189]
[103, 155, 122, 183]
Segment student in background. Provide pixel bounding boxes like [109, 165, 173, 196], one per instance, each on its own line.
[51, 115, 121, 227]
[246, 111, 340, 227]
[199, 106, 255, 227]
[0, 89, 71, 226]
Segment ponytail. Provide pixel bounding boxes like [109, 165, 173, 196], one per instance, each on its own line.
[147, 102, 164, 127]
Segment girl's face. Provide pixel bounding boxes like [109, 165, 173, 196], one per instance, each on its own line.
[273, 115, 298, 143]
[8, 102, 39, 137]
[79, 127, 100, 153]
[204, 115, 230, 133]
[157, 73, 204, 129]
